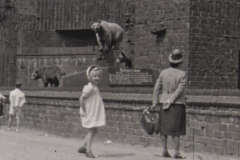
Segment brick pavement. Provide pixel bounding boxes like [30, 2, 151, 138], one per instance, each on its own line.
[0, 125, 238, 160]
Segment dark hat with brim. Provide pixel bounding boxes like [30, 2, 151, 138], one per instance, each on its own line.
[168, 49, 183, 64]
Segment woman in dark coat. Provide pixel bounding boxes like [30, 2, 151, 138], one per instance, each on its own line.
[151, 49, 187, 159]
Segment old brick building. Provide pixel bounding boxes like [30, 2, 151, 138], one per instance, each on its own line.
[0, 0, 239, 156]
[0, 0, 239, 89]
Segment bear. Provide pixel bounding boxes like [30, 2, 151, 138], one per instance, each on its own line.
[31, 65, 66, 87]
[90, 20, 124, 52]
[116, 50, 134, 68]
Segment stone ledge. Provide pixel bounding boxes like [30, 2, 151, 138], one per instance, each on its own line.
[0, 90, 239, 107]
[17, 47, 98, 56]
[0, 87, 239, 96]
[187, 109, 240, 117]
[22, 99, 240, 117]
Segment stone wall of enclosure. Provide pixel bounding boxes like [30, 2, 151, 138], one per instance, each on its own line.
[1, 90, 239, 156]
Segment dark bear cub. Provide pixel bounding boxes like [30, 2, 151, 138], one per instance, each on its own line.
[31, 65, 66, 87]
[116, 51, 134, 68]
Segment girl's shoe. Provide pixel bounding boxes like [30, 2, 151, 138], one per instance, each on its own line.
[78, 147, 87, 154]
[86, 151, 95, 158]
[162, 151, 171, 158]
[174, 153, 186, 159]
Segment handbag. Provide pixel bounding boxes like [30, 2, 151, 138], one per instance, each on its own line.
[140, 108, 159, 135]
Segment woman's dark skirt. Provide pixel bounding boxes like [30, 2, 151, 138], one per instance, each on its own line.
[159, 104, 186, 136]
[0, 103, 3, 116]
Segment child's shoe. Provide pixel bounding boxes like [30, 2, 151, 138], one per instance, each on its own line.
[86, 150, 95, 158]
[162, 151, 171, 158]
[16, 129, 20, 133]
[174, 153, 186, 159]
[78, 147, 87, 154]
[6, 128, 10, 131]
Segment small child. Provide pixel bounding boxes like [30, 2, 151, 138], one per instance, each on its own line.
[78, 65, 106, 158]
[0, 93, 6, 128]
[7, 81, 26, 133]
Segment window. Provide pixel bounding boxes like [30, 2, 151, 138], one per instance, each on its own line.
[56, 29, 98, 47]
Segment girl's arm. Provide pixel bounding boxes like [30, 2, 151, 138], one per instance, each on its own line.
[79, 94, 86, 115]
[19, 94, 26, 108]
[0, 93, 5, 99]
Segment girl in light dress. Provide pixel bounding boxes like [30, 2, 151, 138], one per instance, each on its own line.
[78, 65, 106, 158]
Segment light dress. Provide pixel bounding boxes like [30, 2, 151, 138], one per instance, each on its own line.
[80, 82, 106, 128]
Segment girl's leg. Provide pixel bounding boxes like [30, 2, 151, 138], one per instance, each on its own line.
[86, 127, 98, 151]
[7, 115, 13, 129]
[0, 116, 2, 125]
[0, 116, 2, 128]
[78, 133, 88, 153]
[16, 114, 20, 132]
[81, 134, 89, 148]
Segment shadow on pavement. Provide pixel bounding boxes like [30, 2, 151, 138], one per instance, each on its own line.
[99, 153, 135, 158]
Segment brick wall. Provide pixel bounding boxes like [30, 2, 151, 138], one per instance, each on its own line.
[0, 0, 18, 86]
[132, 0, 190, 70]
[188, 0, 240, 89]
[1, 91, 239, 156]
[3, 0, 191, 87]
[0, 0, 239, 88]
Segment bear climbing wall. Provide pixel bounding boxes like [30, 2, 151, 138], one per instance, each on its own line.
[0, 0, 239, 89]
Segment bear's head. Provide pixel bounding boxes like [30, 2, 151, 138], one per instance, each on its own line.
[90, 20, 102, 33]
[116, 51, 133, 68]
[31, 70, 41, 80]
[116, 52, 126, 64]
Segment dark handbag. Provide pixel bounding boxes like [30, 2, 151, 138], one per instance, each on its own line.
[140, 108, 159, 135]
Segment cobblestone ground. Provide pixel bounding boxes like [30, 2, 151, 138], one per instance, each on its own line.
[0, 125, 238, 160]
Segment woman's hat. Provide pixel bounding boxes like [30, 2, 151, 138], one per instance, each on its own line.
[168, 49, 183, 64]
[86, 65, 102, 80]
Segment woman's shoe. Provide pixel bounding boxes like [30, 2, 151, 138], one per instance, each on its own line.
[86, 151, 95, 158]
[162, 151, 171, 158]
[174, 153, 186, 159]
[78, 147, 87, 154]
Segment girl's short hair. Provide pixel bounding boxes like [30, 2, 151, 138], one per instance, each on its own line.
[15, 81, 22, 87]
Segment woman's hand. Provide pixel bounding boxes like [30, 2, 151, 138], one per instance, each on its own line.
[163, 100, 171, 110]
